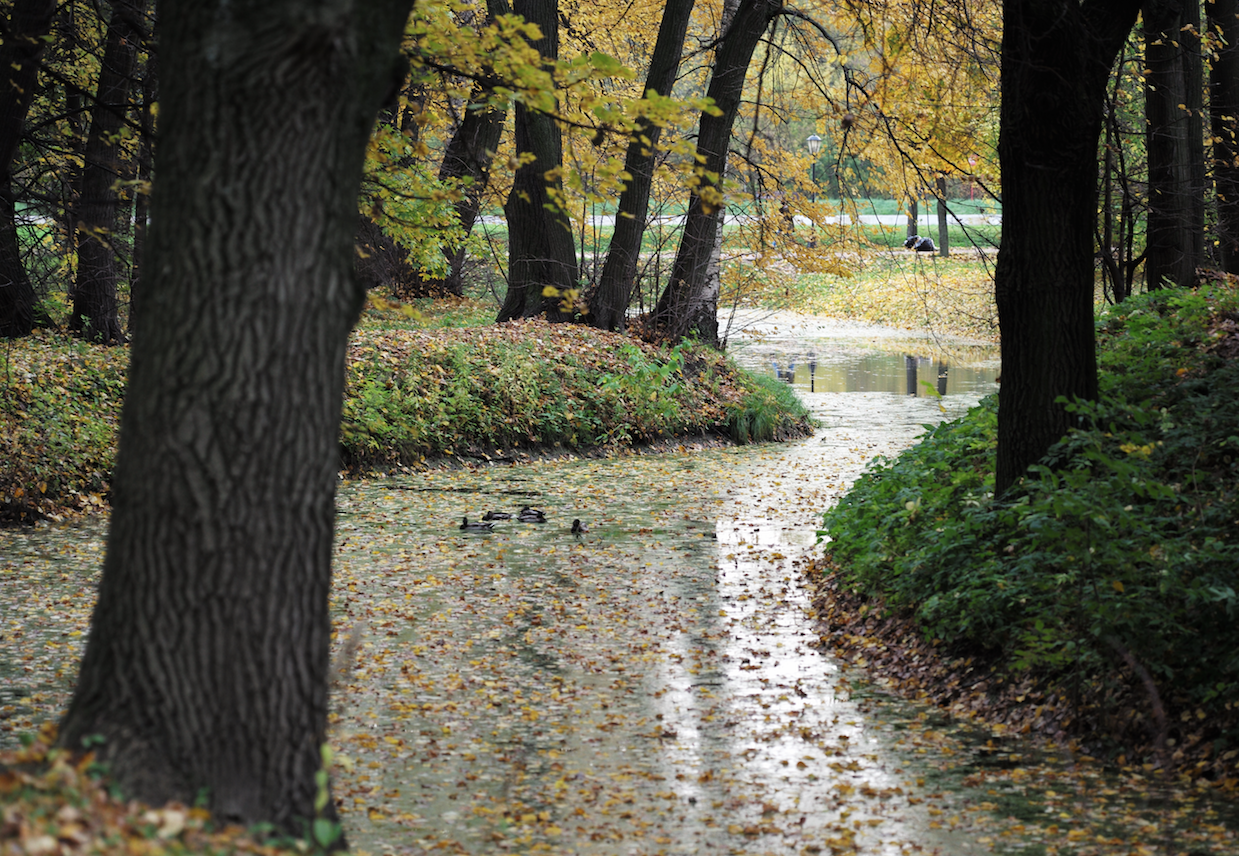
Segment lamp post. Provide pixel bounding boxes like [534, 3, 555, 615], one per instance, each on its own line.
[806, 134, 822, 202]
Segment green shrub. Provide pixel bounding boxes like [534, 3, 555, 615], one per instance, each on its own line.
[820, 282, 1239, 714]
[729, 371, 811, 443]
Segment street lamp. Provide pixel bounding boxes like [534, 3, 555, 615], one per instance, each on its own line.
[806, 134, 822, 202]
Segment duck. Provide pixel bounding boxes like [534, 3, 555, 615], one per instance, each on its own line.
[459, 516, 494, 532]
[482, 511, 512, 521]
[517, 506, 547, 523]
[571, 519, 588, 536]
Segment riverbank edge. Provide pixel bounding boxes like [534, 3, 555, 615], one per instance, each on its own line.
[0, 319, 812, 527]
[803, 564, 1239, 793]
[802, 279, 1239, 793]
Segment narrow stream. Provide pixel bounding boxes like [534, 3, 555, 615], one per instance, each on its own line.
[3, 318, 1236, 854]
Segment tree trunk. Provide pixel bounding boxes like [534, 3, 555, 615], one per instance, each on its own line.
[0, 0, 57, 339]
[430, 0, 509, 297]
[994, 0, 1140, 495]
[497, 0, 578, 322]
[650, 0, 783, 346]
[1211, 0, 1239, 272]
[588, 0, 696, 331]
[435, 91, 507, 296]
[1143, 0, 1204, 289]
[129, 29, 156, 337]
[936, 175, 949, 257]
[70, 0, 148, 345]
[354, 211, 433, 298]
[58, 0, 414, 839]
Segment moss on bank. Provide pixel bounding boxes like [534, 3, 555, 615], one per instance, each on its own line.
[0, 318, 810, 525]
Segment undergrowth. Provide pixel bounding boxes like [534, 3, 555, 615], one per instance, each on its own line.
[819, 280, 1239, 773]
[0, 315, 810, 523]
[339, 318, 810, 469]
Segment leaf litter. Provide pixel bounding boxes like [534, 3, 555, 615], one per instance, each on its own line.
[3, 350, 1238, 855]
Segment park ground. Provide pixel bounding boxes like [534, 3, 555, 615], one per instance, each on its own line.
[6, 247, 1239, 852]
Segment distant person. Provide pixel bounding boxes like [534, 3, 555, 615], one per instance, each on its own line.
[903, 234, 936, 252]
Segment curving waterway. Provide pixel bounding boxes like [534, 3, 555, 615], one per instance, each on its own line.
[3, 317, 1237, 854]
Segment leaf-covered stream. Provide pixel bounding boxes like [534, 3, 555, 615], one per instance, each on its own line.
[3, 318, 1237, 854]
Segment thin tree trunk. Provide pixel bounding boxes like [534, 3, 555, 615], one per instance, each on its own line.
[427, 0, 510, 297]
[58, 0, 414, 839]
[70, 0, 148, 344]
[589, 0, 696, 331]
[435, 90, 507, 296]
[936, 176, 949, 256]
[0, 0, 57, 339]
[497, 0, 578, 322]
[1143, 0, 1204, 289]
[650, 0, 783, 346]
[1211, 0, 1239, 271]
[994, 0, 1140, 495]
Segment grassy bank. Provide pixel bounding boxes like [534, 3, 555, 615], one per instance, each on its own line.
[814, 277, 1239, 783]
[0, 309, 810, 525]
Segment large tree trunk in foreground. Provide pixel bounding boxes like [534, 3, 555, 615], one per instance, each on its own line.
[0, 0, 57, 339]
[1211, 0, 1239, 272]
[650, 0, 783, 346]
[497, 0, 578, 322]
[589, 0, 696, 331]
[1143, 0, 1204, 289]
[70, 0, 148, 345]
[58, 0, 413, 839]
[994, 0, 1140, 495]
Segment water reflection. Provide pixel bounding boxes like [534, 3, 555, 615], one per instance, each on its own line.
[726, 310, 999, 403]
[752, 348, 993, 399]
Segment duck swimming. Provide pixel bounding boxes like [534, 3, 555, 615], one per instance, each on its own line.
[482, 511, 512, 521]
[517, 506, 547, 523]
[460, 516, 494, 532]
[571, 519, 588, 536]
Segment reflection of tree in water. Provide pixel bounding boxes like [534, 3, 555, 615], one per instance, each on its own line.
[905, 356, 950, 396]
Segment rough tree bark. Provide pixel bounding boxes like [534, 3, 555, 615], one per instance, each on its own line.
[1211, 0, 1239, 272]
[650, 0, 783, 346]
[588, 0, 696, 331]
[57, 0, 414, 839]
[0, 0, 57, 339]
[994, 0, 1141, 495]
[497, 0, 578, 322]
[70, 0, 148, 345]
[1143, 0, 1204, 289]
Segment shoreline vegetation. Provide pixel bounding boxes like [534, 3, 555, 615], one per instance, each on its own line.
[0, 311, 811, 527]
[812, 274, 1239, 790]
